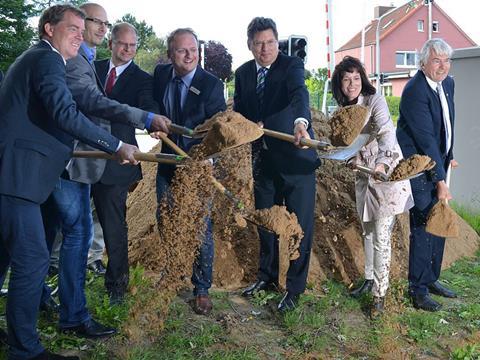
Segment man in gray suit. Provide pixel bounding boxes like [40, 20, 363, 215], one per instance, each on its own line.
[42, 2, 170, 339]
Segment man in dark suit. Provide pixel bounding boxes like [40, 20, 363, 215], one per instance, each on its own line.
[397, 38, 457, 312]
[91, 22, 158, 304]
[0, 5, 138, 359]
[151, 28, 226, 315]
[42, 2, 170, 339]
[234, 17, 320, 312]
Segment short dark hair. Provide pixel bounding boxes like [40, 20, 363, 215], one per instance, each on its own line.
[331, 56, 376, 106]
[38, 4, 85, 39]
[247, 17, 278, 48]
[166, 28, 198, 57]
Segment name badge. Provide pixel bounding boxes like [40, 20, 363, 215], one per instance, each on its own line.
[189, 86, 201, 95]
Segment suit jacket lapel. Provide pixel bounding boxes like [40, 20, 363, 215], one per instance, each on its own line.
[110, 62, 136, 98]
[156, 65, 172, 115]
[183, 66, 204, 115]
[95, 60, 109, 88]
[79, 47, 106, 94]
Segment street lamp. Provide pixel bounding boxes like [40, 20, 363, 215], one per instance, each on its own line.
[375, 9, 393, 90]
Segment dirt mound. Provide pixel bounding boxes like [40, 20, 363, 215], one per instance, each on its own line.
[126, 108, 479, 298]
[389, 154, 434, 181]
[329, 105, 369, 146]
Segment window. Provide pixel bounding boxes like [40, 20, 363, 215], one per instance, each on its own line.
[382, 85, 393, 97]
[432, 21, 439, 32]
[396, 51, 417, 68]
[417, 20, 424, 32]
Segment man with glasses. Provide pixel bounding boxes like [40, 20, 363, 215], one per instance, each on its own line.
[234, 17, 320, 312]
[397, 38, 458, 312]
[91, 22, 158, 305]
[42, 2, 170, 339]
[151, 28, 226, 316]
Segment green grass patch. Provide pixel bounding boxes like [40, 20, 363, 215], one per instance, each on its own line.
[452, 202, 480, 234]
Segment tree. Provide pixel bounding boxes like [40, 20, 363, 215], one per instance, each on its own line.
[0, 0, 36, 71]
[119, 14, 155, 51]
[204, 40, 232, 82]
[134, 34, 168, 74]
[29, 0, 87, 15]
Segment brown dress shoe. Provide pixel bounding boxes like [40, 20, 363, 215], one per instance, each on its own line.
[193, 295, 212, 315]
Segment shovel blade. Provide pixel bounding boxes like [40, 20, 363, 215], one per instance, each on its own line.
[317, 134, 369, 161]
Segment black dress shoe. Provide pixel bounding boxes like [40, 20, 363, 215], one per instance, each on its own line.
[241, 280, 276, 297]
[29, 350, 79, 359]
[61, 319, 116, 339]
[87, 260, 106, 275]
[411, 294, 442, 312]
[350, 279, 374, 298]
[278, 292, 299, 313]
[428, 281, 457, 298]
[40, 296, 60, 314]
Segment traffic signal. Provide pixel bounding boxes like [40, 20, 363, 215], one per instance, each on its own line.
[288, 35, 307, 62]
[278, 39, 288, 56]
[379, 73, 389, 84]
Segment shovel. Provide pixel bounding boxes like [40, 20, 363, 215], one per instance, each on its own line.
[156, 133, 276, 234]
[73, 150, 186, 164]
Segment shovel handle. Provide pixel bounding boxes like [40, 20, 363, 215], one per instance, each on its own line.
[262, 128, 331, 150]
[73, 151, 185, 164]
[156, 133, 189, 158]
[353, 164, 389, 182]
[168, 123, 196, 138]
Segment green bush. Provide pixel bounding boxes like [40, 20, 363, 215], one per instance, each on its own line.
[385, 96, 400, 124]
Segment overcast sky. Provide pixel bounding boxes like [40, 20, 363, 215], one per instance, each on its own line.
[95, 0, 478, 71]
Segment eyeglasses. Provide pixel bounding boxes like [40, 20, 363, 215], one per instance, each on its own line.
[252, 39, 278, 49]
[174, 47, 198, 55]
[85, 17, 112, 29]
[113, 40, 138, 49]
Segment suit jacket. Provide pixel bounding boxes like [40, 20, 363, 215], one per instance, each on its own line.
[396, 70, 455, 210]
[153, 64, 226, 157]
[65, 46, 151, 184]
[95, 59, 159, 186]
[233, 53, 320, 176]
[0, 41, 119, 204]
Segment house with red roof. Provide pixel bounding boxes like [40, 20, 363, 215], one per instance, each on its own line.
[335, 0, 476, 96]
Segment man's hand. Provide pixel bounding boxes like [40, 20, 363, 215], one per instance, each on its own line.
[150, 131, 166, 140]
[293, 122, 310, 149]
[450, 159, 459, 168]
[436, 180, 452, 201]
[150, 114, 171, 133]
[115, 143, 139, 165]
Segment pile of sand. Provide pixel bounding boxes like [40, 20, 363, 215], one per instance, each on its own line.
[126, 108, 479, 315]
[329, 105, 369, 146]
[389, 154, 435, 181]
[426, 200, 459, 238]
[192, 110, 263, 158]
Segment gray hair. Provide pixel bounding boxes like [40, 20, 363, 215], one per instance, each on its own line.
[247, 17, 278, 49]
[418, 38, 453, 68]
[38, 4, 85, 38]
[111, 22, 137, 41]
[166, 28, 198, 57]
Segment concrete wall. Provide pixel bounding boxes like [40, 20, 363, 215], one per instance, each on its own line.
[449, 47, 480, 210]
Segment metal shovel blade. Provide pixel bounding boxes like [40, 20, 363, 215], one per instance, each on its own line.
[317, 134, 369, 161]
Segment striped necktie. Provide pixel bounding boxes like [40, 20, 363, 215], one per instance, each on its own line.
[256, 67, 267, 106]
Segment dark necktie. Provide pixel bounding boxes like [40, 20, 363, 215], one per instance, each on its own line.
[256, 67, 267, 107]
[172, 76, 183, 125]
[105, 67, 116, 95]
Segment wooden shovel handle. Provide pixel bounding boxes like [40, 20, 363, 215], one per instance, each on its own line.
[262, 128, 331, 150]
[73, 151, 184, 164]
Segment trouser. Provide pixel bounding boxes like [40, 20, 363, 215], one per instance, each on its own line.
[362, 216, 395, 297]
[408, 205, 446, 296]
[254, 154, 316, 295]
[156, 167, 214, 295]
[0, 194, 48, 359]
[91, 182, 130, 294]
[42, 178, 93, 327]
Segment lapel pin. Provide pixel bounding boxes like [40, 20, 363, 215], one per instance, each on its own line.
[189, 86, 201, 95]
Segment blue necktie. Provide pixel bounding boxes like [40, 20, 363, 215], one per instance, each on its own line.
[256, 67, 267, 107]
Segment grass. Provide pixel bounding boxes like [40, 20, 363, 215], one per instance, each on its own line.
[452, 202, 480, 234]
